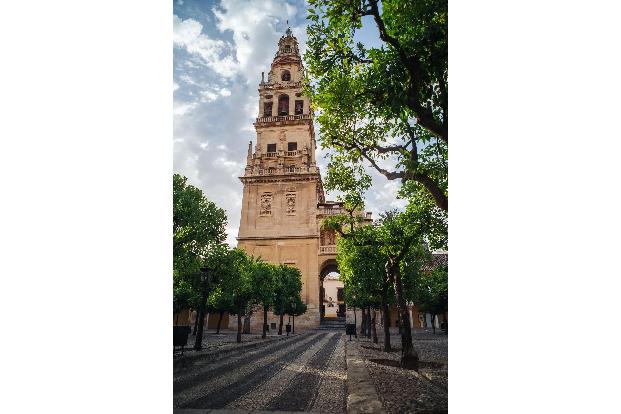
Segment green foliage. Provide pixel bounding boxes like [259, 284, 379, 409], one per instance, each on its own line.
[305, 0, 448, 211]
[413, 265, 448, 315]
[206, 246, 249, 314]
[286, 295, 308, 317]
[273, 265, 303, 316]
[173, 279, 198, 315]
[173, 173, 227, 277]
[337, 224, 391, 308]
[219, 248, 255, 316]
[250, 259, 276, 310]
[171, 177, 307, 325]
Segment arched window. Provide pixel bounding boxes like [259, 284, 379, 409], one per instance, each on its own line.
[278, 94, 289, 116]
[281, 70, 291, 81]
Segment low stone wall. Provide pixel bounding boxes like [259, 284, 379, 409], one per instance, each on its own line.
[345, 340, 386, 414]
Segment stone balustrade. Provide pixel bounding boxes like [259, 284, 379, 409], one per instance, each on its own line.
[318, 207, 345, 216]
[319, 245, 337, 254]
[255, 114, 311, 123]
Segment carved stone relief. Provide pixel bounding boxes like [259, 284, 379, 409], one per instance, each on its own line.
[260, 192, 272, 216]
[321, 229, 335, 245]
[285, 192, 296, 214]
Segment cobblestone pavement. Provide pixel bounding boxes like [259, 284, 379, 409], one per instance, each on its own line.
[174, 331, 347, 412]
[174, 329, 283, 358]
[354, 329, 448, 413]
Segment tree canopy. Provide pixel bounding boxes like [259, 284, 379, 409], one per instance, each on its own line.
[273, 264, 304, 317]
[337, 224, 390, 309]
[173, 173, 227, 277]
[305, 0, 448, 211]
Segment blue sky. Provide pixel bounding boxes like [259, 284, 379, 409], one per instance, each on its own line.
[173, 0, 404, 246]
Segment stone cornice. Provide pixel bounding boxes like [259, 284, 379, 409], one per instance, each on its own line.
[239, 173, 321, 185]
[237, 235, 319, 241]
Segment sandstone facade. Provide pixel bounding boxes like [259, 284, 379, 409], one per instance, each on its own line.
[236, 29, 370, 332]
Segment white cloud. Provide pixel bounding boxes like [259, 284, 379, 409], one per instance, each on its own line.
[174, 1, 366, 247]
[173, 101, 198, 117]
[200, 90, 219, 102]
[173, 14, 238, 78]
[213, 0, 301, 83]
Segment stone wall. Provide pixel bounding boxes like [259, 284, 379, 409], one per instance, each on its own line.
[225, 305, 321, 334]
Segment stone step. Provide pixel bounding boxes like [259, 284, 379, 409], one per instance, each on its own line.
[315, 325, 345, 331]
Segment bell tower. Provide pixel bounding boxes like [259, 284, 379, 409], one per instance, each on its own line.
[237, 28, 324, 330]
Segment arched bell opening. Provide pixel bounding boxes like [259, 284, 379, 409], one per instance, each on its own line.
[277, 94, 289, 116]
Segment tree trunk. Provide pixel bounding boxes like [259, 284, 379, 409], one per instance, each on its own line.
[381, 281, 392, 351]
[360, 307, 366, 336]
[243, 310, 252, 334]
[387, 259, 419, 370]
[278, 313, 284, 335]
[371, 307, 378, 344]
[192, 309, 198, 335]
[216, 310, 224, 334]
[353, 306, 358, 338]
[432, 313, 436, 334]
[366, 306, 372, 338]
[237, 309, 242, 343]
[381, 299, 392, 351]
[292, 314, 295, 334]
[262, 305, 268, 339]
[175, 313, 179, 325]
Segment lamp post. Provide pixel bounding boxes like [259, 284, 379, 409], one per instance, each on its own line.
[194, 266, 213, 351]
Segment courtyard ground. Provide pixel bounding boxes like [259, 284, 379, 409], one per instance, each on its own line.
[174, 330, 346, 412]
[351, 328, 448, 413]
[174, 328, 290, 358]
[173, 327, 447, 413]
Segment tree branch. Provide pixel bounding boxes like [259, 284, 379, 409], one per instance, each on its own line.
[367, 0, 447, 143]
[408, 172, 448, 212]
[330, 127, 448, 211]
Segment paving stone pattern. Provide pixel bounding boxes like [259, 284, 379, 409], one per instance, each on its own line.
[355, 330, 448, 414]
[174, 330, 282, 358]
[174, 331, 346, 412]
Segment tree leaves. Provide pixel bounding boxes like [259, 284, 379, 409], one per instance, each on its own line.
[304, 0, 448, 211]
[173, 173, 227, 278]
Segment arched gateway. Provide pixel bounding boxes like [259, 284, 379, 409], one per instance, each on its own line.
[235, 29, 372, 332]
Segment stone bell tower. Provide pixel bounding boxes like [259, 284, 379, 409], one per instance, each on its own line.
[237, 28, 325, 330]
